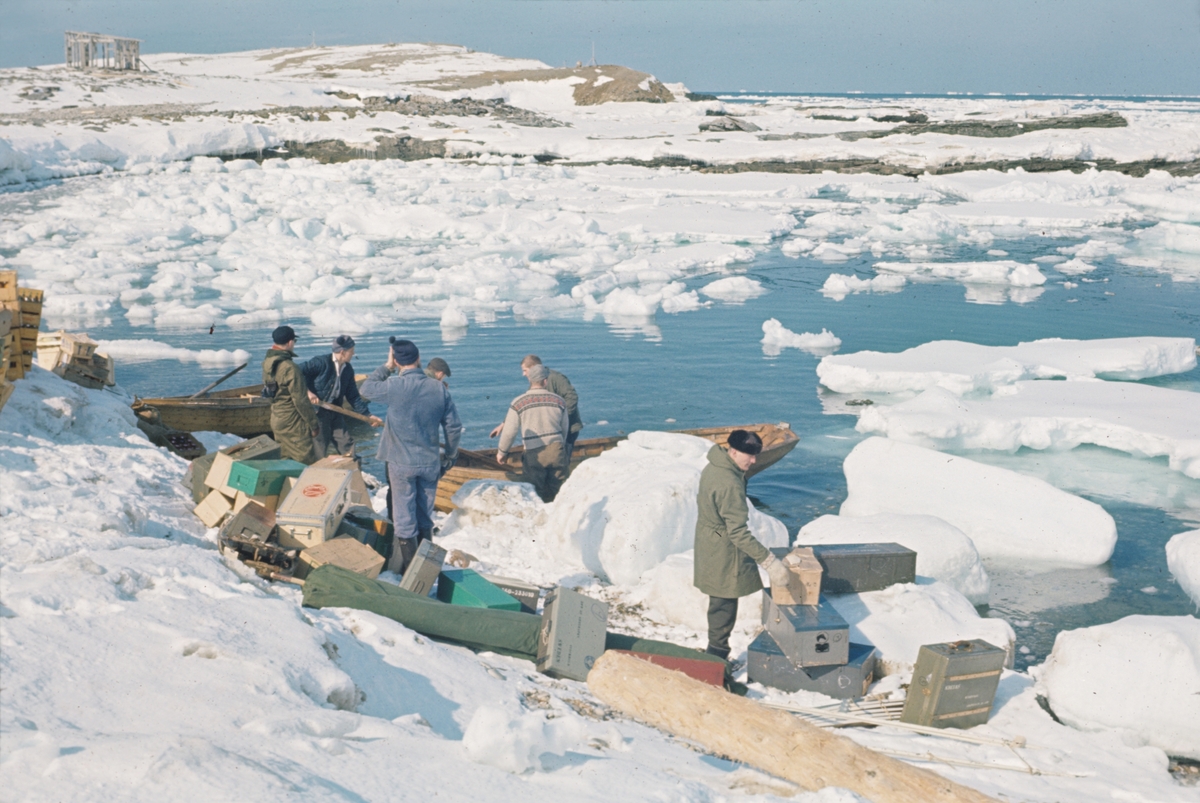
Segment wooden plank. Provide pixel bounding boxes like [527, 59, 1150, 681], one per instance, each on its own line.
[588, 651, 1000, 803]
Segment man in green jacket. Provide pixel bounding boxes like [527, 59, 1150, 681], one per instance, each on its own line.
[489, 354, 583, 456]
[693, 429, 791, 659]
[262, 325, 319, 465]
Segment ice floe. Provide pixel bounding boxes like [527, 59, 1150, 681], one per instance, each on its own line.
[817, 336, 1197, 395]
[1166, 529, 1200, 608]
[761, 319, 841, 357]
[856, 380, 1200, 479]
[840, 437, 1117, 566]
[94, 339, 252, 365]
[873, 259, 1046, 287]
[819, 272, 906, 300]
[796, 513, 990, 605]
[1037, 615, 1200, 760]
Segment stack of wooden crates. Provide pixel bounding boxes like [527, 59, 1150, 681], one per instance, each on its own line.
[1, 269, 45, 412]
[36, 330, 115, 389]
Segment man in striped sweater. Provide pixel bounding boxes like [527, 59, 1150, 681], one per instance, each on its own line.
[495, 364, 570, 502]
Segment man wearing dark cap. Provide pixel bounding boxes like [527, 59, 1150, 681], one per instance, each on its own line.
[300, 334, 383, 460]
[262, 325, 320, 465]
[361, 338, 463, 575]
[693, 429, 791, 661]
[424, 357, 451, 385]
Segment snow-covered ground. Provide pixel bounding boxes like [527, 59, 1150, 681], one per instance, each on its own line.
[3, 41, 1199, 800]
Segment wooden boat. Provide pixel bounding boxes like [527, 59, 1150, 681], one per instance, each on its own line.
[131, 374, 369, 439]
[435, 422, 799, 512]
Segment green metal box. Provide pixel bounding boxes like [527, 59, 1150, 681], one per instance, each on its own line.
[901, 639, 1007, 729]
[436, 569, 522, 611]
[228, 458, 307, 497]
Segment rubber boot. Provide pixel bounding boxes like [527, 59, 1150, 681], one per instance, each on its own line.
[388, 536, 419, 576]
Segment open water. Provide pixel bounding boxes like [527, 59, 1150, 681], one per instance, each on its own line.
[5, 177, 1199, 671]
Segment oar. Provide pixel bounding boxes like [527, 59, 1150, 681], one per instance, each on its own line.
[315, 400, 381, 426]
[190, 362, 247, 398]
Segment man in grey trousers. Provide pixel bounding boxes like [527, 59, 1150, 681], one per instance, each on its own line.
[360, 337, 463, 575]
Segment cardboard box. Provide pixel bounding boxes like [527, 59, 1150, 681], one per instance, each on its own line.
[194, 489, 234, 528]
[748, 634, 878, 699]
[297, 537, 385, 580]
[612, 650, 726, 687]
[185, 452, 219, 505]
[275, 467, 354, 550]
[220, 500, 276, 543]
[437, 569, 522, 611]
[480, 574, 540, 614]
[536, 587, 609, 682]
[334, 517, 390, 559]
[797, 543, 918, 594]
[761, 591, 850, 668]
[311, 455, 372, 506]
[771, 547, 823, 606]
[901, 639, 1006, 729]
[204, 435, 282, 496]
[228, 458, 306, 497]
[398, 539, 446, 595]
[233, 490, 280, 514]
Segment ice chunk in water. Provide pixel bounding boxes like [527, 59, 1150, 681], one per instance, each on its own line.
[1166, 530, 1200, 608]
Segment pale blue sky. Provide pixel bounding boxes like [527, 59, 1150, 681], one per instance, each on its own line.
[6, 0, 1200, 95]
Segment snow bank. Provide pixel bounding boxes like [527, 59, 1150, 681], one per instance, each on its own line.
[825, 582, 1015, 676]
[545, 432, 788, 586]
[840, 438, 1117, 566]
[627, 550, 764, 632]
[1166, 530, 1200, 608]
[817, 336, 1197, 395]
[856, 381, 1200, 479]
[95, 339, 252, 365]
[1038, 616, 1200, 760]
[761, 318, 841, 357]
[463, 705, 597, 774]
[796, 514, 990, 605]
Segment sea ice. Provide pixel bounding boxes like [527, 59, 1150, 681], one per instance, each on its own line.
[761, 319, 841, 357]
[1165, 529, 1200, 608]
[856, 381, 1200, 479]
[873, 260, 1046, 287]
[1038, 615, 1200, 760]
[825, 582, 1015, 676]
[819, 272, 906, 300]
[816, 336, 1196, 395]
[95, 339, 251, 365]
[795, 514, 990, 605]
[545, 432, 788, 586]
[840, 438, 1117, 566]
[700, 276, 766, 301]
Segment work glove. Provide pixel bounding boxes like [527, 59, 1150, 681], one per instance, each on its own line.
[439, 453, 457, 478]
[761, 553, 792, 589]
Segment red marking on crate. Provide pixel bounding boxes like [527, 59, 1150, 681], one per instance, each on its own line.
[302, 484, 327, 498]
[613, 650, 726, 687]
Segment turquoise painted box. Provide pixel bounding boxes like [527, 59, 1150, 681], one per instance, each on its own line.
[436, 569, 522, 611]
[227, 459, 307, 497]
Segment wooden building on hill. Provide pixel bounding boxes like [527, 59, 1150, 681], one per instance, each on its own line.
[65, 31, 140, 71]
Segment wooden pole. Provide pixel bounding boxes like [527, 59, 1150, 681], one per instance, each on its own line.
[314, 400, 379, 425]
[190, 362, 247, 398]
[587, 651, 999, 803]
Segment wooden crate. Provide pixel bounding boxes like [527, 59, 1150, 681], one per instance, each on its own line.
[0, 270, 16, 303]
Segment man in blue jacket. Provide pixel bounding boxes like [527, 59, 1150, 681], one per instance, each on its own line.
[360, 337, 463, 575]
[300, 335, 382, 460]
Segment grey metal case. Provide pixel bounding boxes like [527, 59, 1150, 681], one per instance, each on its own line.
[805, 543, 917, 594]
[901, 639, 1006, 729]
[748, 632, 877, 699]
[761, 591, 850, 668]
[537, 587, 609, 682]
[399, 540, 446, 596]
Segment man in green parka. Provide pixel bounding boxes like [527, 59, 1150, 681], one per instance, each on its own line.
[694, 429, 791, 660]
[262, 325, 319, 465]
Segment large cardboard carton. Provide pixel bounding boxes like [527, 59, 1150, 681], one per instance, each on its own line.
[536, 587, 609, 682]
[185, 452, 219, 505]
[748, 633, 878, 699]
[204, 435, 282, 496]
[398, 540, 446, 595]
[334, 516, 390, 559]
[233, 490, 280, 514]
[901, 639, 1006, 729]
[436, 569, 522, 611]
[228, 458, 306, 497]
[480, 574, 540, 614]
[194, 489, 234, 528]
[275, 467, 355, 550]
[771, 547, 823, 606]
[296, 537, 385, 580]
[761, 591, 850, 668]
